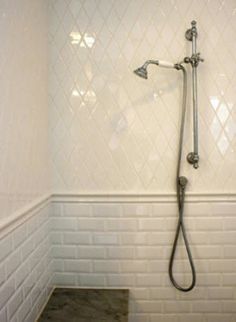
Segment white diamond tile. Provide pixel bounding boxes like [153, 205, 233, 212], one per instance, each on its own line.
[49, 0, 236, 193]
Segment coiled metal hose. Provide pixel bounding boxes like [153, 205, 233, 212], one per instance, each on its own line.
[168, 64, 196, 292]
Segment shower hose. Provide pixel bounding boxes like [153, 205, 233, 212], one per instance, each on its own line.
[168, 64, 196, 292]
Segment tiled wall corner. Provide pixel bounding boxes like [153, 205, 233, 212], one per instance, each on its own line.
[0, 203, 53, 322]
[51, 199, 236, 322]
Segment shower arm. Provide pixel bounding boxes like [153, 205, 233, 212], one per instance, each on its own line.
[184, 21, 204, 169]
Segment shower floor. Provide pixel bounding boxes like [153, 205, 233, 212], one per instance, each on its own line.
[38, 288, 129, 322]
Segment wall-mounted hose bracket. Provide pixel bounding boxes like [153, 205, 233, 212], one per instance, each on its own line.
[187, 152, 199, 169]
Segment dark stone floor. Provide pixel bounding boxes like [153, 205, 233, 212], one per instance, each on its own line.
[38, 288, 129, 322]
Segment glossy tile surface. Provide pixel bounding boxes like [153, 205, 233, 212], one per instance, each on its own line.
[49, 0, 236, 193]
[0, 0, 50, 218]
[38, 288, 129, 322]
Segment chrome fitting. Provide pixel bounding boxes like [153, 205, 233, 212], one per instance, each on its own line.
[187, 152, 199, 169]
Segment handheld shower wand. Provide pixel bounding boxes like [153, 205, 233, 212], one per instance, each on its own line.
[134, 59, 177, 79]
[133, 21, 204, 292]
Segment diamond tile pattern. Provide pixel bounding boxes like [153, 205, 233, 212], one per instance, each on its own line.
[49, 0, 236, 193]
[0, 0, 50, 218]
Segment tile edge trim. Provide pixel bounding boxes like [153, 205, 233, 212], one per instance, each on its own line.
[0, 193, 51, 239]
[52, 192, 236, 203]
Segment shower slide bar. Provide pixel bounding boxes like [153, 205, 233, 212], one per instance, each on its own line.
[185, 21, 204, 169]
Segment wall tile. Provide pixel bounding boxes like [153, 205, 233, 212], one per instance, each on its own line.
[0, 0, 50, 219]
[49, 0, 236, 194]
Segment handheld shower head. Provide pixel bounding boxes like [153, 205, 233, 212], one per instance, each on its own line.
[133, 66, 148, 79]
[133, 60, 176, 79]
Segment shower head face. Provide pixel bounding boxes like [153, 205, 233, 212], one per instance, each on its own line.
[133, 66, 148, 79]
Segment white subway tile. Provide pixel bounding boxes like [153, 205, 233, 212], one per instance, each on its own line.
[211, 203, 236, 216]
[163, 301, 191, 313]
[77, 218, 104, 231]
[209, 232, 236, 244]
[196, 246, 222, 259]
[64, 260, 91, 272]
[93, 261, 120, 273]
[93, 233, 118, 245]
[77, 246, 105, 259]
[27, 217, 38, 237]
[222, 274, 236, 286]
[17, 296, 32, 322]
[107, 247, 135, 259]
[148, 232, 172, 245]
[79, 274, 105, 286]
[52, 259, 64, 272]
[129, 314, 150, 322]
[0, 277, 15, 308]
[130, 288, 149, 300]
[192, 301, 220, 313]
[5, 251, 21, 279]
[51, 218, 77, 231]
[205, 314, 233, 322]
[64, 232, 91, 245]
[194, 218, 223, 230]
[21, 237, 35, 261]
[139, 219, 164, 231]
[123, 204, 152, 217]
[209, 260, 236, 273]
[52, 246, 76, 259]
[15, 262, 29, 288]
[197, 274, 222, 286]
[136, 247, 163, 259]
[63, 203, 92, 217]
[223, 301, 236, 312]
[50, 232, 63, 244]
[150, 314, 178, 322]
[53, 273, 76, 286]
[0, 236, 13, 262]
[184, 203, 212, 216]
[23, 271, 37, 297]
[208, 287, 234, 299]
[52, 203, 63, 216]
[0, 308, 7, 322]
[92, 204, 121, 217]
[108, 274, 135, 286]
[152, 204, 177, 216]
[179, 314, 206, 322]
[150, 288, 176, 300]
[136, 274, 162, 286]
[120, 261, 147, 273]
[177, 288, 206, 300]
[147, 260, 168, 273]
[224, 218, 236, 230]
[120, 233, 147, 245]
[224, 246, 236, 258]
[135, 301, 162, 313]
[13, 225, 27, 249]
[0, 265, 6, 286]
[7, 288, 23, 319]
[106, 219, 137, 231]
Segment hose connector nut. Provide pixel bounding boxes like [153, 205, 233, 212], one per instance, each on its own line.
[179, 176, 188, 188]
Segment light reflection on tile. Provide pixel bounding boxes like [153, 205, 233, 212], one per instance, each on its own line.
[49, 0, 236, 193]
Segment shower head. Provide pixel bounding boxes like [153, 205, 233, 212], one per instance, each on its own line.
[133, 60, 176, 79]
[133, 66, 148, 79]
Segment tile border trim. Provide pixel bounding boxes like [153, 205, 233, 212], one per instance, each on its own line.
[0, 193, 51, 239]
[52, 192, 236, 203]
